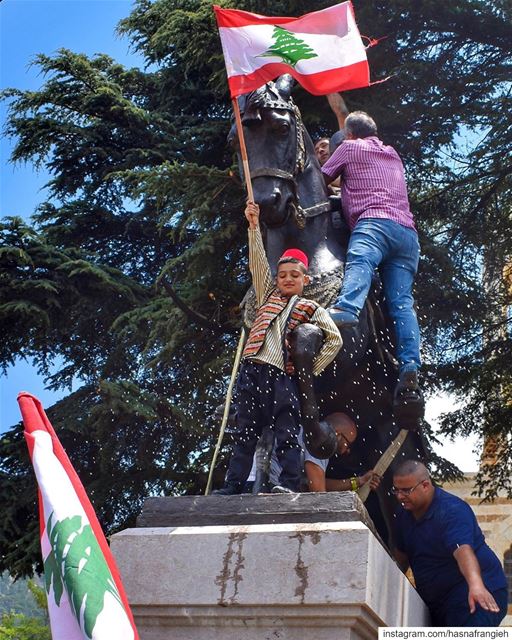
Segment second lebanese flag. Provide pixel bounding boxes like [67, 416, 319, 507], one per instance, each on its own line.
[213, 2, 369, 98]
[19, 392, 139, 640]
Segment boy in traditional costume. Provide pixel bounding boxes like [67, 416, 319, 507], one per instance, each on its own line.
[215, 202, 341, 495]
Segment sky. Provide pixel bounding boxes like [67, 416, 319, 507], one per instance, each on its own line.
[0, 0, 141, 430]
[0, 0, 480, 471]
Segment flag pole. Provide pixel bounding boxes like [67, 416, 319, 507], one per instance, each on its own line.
[205, 327, 246, 495]
[232, 98, 254, 202]
[204, 99, 252, 494]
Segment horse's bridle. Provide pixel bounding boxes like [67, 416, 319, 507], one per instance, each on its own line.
[240, 83, 331, 228]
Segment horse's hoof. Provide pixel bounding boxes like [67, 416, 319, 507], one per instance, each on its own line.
[304, 420, 338, 459]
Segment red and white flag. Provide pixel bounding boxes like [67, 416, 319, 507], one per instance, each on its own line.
[213, 2, 369, 98]
[18, 392, 139, 640]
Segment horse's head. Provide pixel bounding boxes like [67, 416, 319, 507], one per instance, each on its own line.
[229, 75, 307, 228]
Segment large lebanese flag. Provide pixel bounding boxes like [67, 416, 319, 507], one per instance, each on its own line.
[18, 392, 139, 640]
[213, 2, 369, 98]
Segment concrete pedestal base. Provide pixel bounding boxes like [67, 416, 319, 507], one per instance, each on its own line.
[112, 503, 429, 639]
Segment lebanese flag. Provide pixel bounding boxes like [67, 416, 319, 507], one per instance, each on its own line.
[213, 2, 369, 98]
[18, 392, 139, 640]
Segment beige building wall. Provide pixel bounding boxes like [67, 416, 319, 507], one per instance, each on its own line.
[442, 473, 512, 626]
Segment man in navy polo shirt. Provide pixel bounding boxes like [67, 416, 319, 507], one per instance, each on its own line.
[392, 460, 507, 627]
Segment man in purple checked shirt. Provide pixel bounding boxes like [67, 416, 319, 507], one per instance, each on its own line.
[321, 111, 423, 406]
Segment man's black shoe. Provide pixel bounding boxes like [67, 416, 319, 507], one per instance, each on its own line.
[211, 483, 242, 496]
[394, 370, 420, 398]
[393, 370, 425, 430]
[328, 308, 358, 331]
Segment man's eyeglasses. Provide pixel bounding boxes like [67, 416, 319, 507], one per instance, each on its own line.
[391, 480, 425, 496]
[337, 432, 353, 454]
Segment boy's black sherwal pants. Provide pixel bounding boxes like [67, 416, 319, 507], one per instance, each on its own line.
[225, 361, 302, 492]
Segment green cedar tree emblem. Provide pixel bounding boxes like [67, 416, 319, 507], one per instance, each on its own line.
[44, 512, 123, 639]
[259, 26, 318, 68]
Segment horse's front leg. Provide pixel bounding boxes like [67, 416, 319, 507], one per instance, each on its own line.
[288, 323, 337, 459]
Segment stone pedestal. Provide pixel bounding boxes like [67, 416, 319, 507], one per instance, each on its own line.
[111, 493, 429, 639]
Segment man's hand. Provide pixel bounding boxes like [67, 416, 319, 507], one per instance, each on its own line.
[359, 469, 381, 491]
[245, 201, 259, 229]
[453, 544, 500, 614]
[467, 584, 500, 614]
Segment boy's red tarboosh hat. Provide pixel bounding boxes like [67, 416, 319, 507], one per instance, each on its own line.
[279, 248, 308, 270]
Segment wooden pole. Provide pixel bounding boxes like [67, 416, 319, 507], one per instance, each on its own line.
[204, 99, 254, 495]
[232, 98, 254, 202]
[205, 328, 247, 495]
[357, 429, 409, 503]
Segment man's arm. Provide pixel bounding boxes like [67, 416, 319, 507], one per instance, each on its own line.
[453, 545, 501, 614]
[325, 470, 381, 492]
[325, 477, 354, 491]
[321, 140, 348, 186]
[309, 306, 342, 375]
[246, 202, 273, 306]
[326, 93, 349, 130]
[393, 548, 410, 573]
[305, 461, 327, 492]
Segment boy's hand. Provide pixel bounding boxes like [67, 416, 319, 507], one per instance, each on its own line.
[285, 338, 295, 375]
[245, 201, 260, 229]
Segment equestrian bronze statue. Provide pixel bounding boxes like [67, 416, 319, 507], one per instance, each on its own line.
[228, 75, 426, 543]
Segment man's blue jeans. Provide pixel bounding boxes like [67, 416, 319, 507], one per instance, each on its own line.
[334, 217, 421, 374]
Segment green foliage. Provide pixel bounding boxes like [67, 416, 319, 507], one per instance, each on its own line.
[1, 0, 511, 577]
[26, 582, 48, 619]
[0, 574, 45, 619]
[0, 576, 50, 640]
[0, 612, 50, 640]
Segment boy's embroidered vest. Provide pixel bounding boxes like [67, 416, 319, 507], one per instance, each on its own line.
[243, 290, 319, 359]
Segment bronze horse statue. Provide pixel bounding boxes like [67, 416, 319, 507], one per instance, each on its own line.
[229, 75, 426, 544]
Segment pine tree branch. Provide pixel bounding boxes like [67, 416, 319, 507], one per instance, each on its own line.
[159, 278, 223, 331]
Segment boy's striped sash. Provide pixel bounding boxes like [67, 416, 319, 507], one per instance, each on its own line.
[243, 291, 319, 360]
